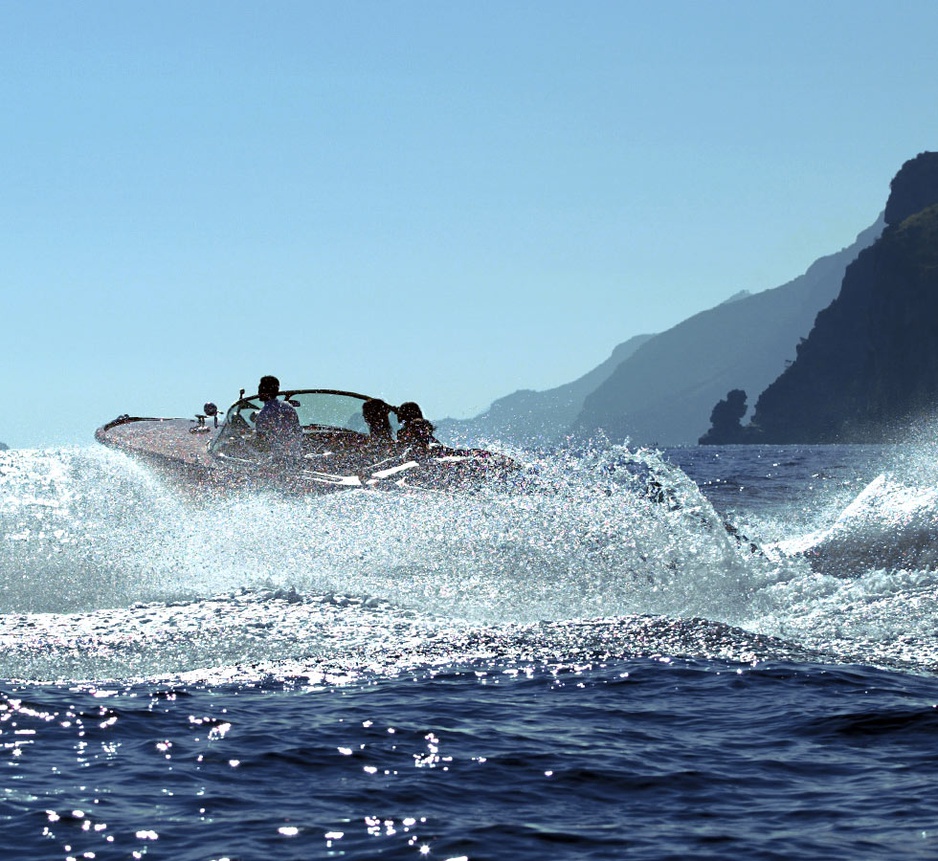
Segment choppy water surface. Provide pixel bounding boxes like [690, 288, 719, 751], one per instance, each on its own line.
[2, 440, 938, 859]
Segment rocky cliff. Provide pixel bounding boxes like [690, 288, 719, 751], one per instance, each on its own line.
[705, 152, 938, 444]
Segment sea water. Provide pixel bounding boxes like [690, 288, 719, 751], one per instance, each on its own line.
[2, 439, 938, 860]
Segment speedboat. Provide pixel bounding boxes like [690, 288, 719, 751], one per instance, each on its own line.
[95, 387, 518, 495]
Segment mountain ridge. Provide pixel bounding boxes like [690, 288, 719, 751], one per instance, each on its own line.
[437, 216, 883, 447]
[434, 333, 654, 445]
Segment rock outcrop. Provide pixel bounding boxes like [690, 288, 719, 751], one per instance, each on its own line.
[884, 151, 938, 227]
[698, 389, 748, 445]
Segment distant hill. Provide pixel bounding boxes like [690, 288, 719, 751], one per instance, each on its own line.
[438, 217, 882, 448]
[721, 152, 938, 443]
[435, 333, 654, 446]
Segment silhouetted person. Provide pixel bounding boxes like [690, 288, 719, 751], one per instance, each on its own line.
[396, 401, 437, 451]
[362, 399, 394, 443]
[254, 375, 303, 459]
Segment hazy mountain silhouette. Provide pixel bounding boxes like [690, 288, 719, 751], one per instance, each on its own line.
[434, 334, 653, 445]
[438, 217, 882, 447]
[719, 152, 938, 443]
[574, 219, 882, 445]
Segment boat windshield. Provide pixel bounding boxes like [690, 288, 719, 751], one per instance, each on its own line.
[218, 389, 400, 436]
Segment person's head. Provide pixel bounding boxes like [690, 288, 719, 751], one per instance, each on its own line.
[397, 401, 423, 423]
[258, 375, 280, 402]
[362, 399, 393, 436]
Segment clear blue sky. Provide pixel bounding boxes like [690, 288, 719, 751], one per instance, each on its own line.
[3, 1, 938, 448]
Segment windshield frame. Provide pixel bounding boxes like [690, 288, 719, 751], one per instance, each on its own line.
[211, 388, 400, 453]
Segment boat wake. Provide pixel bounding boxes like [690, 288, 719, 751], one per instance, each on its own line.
[770, 473, 938, 575]
[2, 443, 938, 682]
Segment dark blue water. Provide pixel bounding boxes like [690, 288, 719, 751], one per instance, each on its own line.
[3, 442, 938, 859]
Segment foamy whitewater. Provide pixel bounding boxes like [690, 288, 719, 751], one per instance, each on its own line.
[2, 440, 938, 859]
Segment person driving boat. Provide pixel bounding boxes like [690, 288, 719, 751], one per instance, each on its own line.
[254, 375, 304, 460]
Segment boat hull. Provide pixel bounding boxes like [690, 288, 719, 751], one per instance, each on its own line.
[95, 415, 517, 496]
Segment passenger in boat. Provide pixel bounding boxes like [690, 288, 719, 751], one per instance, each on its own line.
[362, 399, 394, 443]
[254, 375, 303, 459]
[396, 402, 438, 451]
